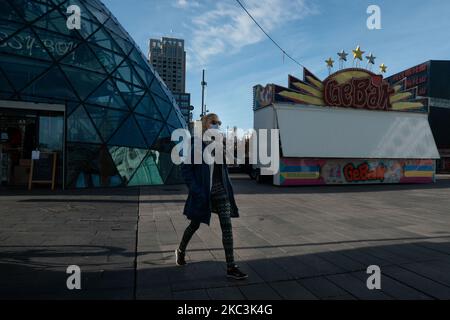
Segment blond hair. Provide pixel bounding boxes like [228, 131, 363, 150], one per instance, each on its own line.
[201, 113, 220, 132]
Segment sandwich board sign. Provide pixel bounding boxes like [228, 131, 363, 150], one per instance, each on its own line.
[28, 152, 57, 191]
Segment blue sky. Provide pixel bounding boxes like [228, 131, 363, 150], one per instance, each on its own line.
[102, 0, 450, 129]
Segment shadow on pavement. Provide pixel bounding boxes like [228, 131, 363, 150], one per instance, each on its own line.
[2, 240, 450, 300]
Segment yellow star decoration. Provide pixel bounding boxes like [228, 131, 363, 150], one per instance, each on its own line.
[325, 57, 334, 68]
[352, 45, 364, 61]
[379, 63, 388, 73]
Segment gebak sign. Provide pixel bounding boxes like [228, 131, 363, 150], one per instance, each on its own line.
[324, 69, 394, 110]
[343, 162, 387, 183]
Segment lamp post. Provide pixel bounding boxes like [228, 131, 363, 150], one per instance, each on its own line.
[201, 69, 207, 117]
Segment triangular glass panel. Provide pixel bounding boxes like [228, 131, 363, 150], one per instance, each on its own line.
[152, 93, 172, 119]
[104, 17, 129, 41]
[108, 146, 148, 183]
[66, 142, 101, 188]
[0, 0, 24, 22]
[90, 43, 124, 73]
[150, 78, 170, 102]
[66, 142, 123, 188]
[85, 0, 106, 12]
[62, 66, 106, 99]
[0, 68, 14, 94]
[151, 124, 174, 154]
[152, 72, 175, 102]
[50, 0, 67, 5]
[66, 102, 80, 116]
[32, 6, 81, 38]
[84, 1, 110, 24]
[85, 79, 129, 111]
[115, 80, 145, 110]
[78, 17, 101, 41]
[20, 65, 79, 101]
[133, 93, 163, 120]
[166, 108, 184, 129]
[67, 105, 101, 143]
[57, 1, 100, 40]
[33, 26, 83, 61]
[0, 20, 24, 44]
[86, 26, 123, 53]
[0, 26, 53, 61]
[112, 59, 144, 88]
[154, 152, 174, 182]
[0, 54, 51, 92]
[96, 145, 123, 187]
[60, 43, 106, 73]
[132, 61, 155, 86]
[108, 29, 133, 55]
[128, 48, 146, 66]
[135, 115, 164, 148]
[108, 115, 147, 148]
[85, 104, 129, 142]
[18, 1, 53, 23]
[128, 151, 163, 186]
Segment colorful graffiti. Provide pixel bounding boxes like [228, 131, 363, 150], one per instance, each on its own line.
[277, 158, 435, 186]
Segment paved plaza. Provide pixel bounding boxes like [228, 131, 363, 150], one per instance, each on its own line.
[1, 174, 450, 299]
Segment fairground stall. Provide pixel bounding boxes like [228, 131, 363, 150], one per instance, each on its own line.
[253, 49, 440, 186]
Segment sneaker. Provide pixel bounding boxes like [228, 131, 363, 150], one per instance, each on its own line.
[226, 265, 248, 280]
[175, 249, 186, 266]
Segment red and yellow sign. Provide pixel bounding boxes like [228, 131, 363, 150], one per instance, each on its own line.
[323, 69, 394, 111]
[254, 67, 428, 113]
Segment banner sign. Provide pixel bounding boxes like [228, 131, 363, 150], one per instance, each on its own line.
[323, 69, 393, 110]
[254, 67, 428, 113]
[277, 158, 435, 186]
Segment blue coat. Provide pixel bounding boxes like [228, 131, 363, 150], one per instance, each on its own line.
[181, 139, 239, 225]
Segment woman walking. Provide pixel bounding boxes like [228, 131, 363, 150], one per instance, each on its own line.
[175, 113, 248, 280]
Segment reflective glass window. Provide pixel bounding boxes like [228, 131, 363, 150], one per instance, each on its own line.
[67, 105, 101, 143]
[85, 105, 129, 142]
[108, 146, 147, 183]
[108, 115, 146, 148]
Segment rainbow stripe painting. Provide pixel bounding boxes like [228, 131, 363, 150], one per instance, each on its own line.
[276, 158, 435, 186]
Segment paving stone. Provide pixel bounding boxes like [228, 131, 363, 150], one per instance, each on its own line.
[299, 277, 352, 299]
[326, 272, 393, 300]
[269, 280, 318, 300]
[383, 266, 450, 299]
[173, 289, 210, 300]
[4, 175, 450, 300]
[238, 283, 282, 300]
[206, 287, 245, 300]
[352, 271, 431, 300]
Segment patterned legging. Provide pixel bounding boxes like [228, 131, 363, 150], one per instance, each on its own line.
[179, 186, 235, 268]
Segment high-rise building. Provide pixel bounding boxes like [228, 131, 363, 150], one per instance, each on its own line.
[149, 37, 192, 122]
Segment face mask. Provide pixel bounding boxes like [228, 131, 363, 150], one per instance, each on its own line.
[210, 124, 220, 130]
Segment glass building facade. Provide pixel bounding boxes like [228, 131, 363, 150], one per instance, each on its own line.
[0, 0, 187, 188]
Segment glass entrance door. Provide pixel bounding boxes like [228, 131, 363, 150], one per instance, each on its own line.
[37, 113, 64, 187]
[0, 107, 64, 188]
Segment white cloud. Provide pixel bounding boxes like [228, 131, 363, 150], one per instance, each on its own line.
[187, 0, 317, 67]
[174, 0, 200, 9]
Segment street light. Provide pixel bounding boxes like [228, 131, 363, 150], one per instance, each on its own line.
[201, 69, 207, 117]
